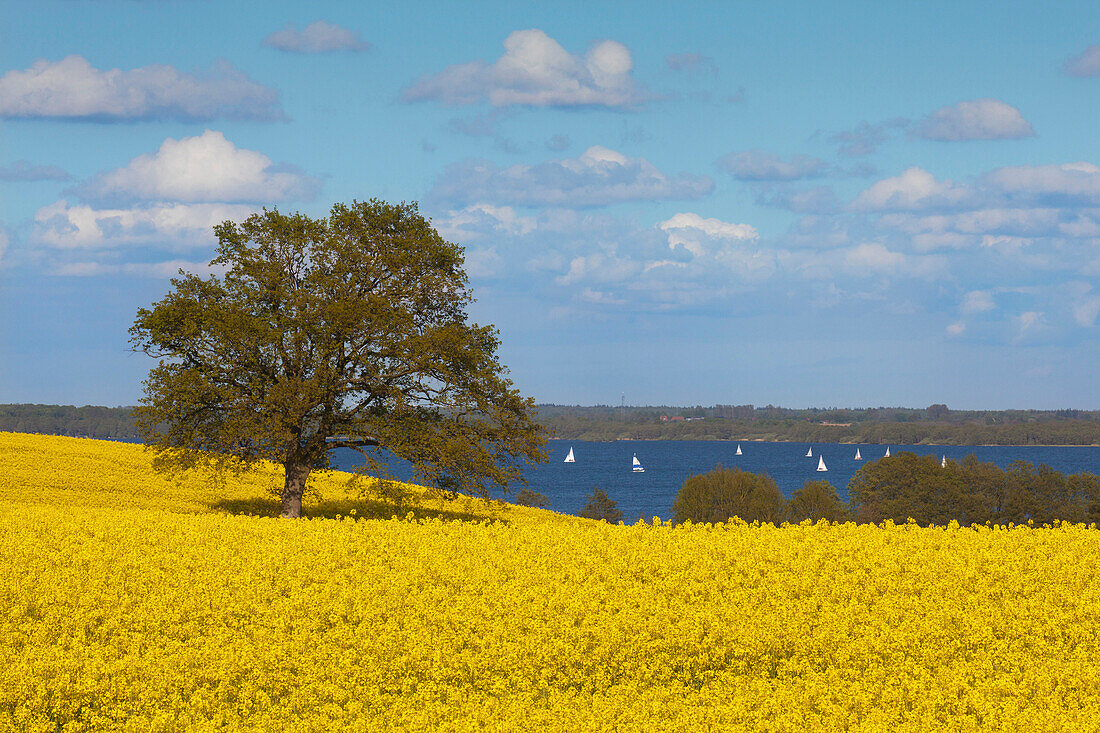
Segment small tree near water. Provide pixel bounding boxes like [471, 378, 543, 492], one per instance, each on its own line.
[788, 479, 846, 522]
[579, 488, 623, 522]
[130, 200, 547, 517]
[673, 464, 784, 524]
[515, 488, 549, 508]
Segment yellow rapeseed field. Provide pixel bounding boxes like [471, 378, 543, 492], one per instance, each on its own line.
[2, 432, 1099, 732]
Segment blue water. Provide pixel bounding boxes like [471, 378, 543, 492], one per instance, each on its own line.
[332, 440, 1100, 523]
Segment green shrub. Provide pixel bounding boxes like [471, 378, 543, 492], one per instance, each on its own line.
[673, 465, 784, 524]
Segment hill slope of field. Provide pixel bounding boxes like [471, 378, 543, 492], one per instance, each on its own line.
[3, 432, 1100, 731]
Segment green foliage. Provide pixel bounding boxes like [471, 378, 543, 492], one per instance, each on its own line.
[515, 488, 549, 509]
[849, 452, 1100, 526]
[788, 480, 847, 523]
[578, 488, 622, 523]
[130, 200, 547, 517]
[673, 464, 784, 524]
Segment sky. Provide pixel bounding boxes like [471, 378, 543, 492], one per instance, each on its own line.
[1, 0, 1099, 410]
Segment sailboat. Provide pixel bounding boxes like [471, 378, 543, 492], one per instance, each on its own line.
[564, 447, 575, 463]
[805, 447, 813, 457]
[735, 444, 743, 456]
[632, 453, 645, 473]
[884, 447, 891, 457]
[941, 455, 947, 468]
[854, 448, 862, 460]
[817, 455, 828, 472]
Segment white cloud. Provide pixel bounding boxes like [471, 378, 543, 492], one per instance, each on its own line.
[946, 321, 966, 337]
[842, 242, 907, 274]
[75, 130, 319, 204]
[852, 167, 974, 211]
[1014, 310, 1045, 342]
[0, 160, 69, 182]
[0, 56, 283, 122]
[263, 21, 370, 53]
[0, 229, 8, 264]
[658, 212, 757, 256]
[402, 29, 648, 108]
[982, 162, 1100, 205]
[556, 252, 643, 285]
[1074, 294, 1100, 327]
[658, 212, 757, 240]
[463, 248, 503, 278]
[961, 290, 995, 314]
[1064, 44, 1100, 77]
[429, 146, 713, 207]
[34, 199, 255, 249]
[912, 99, 1035, 142]
[716, 150, 829, 181]
[435, 204, 536, 243]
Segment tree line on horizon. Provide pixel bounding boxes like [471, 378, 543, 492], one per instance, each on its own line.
[669, 453, 1100, 528]
[536, 403, 1100, 445]
[3, 402, 1100, 446]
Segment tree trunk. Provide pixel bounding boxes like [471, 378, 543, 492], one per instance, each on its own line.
[281, 458, 312, 518]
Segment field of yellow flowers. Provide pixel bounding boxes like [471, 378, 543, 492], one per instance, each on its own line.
[2, 432, 1100, 731]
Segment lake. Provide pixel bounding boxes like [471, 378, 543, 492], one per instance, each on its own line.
[332, 440, 1100, 522]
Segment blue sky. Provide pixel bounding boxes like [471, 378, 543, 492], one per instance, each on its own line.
[2, 0, 1099, 409]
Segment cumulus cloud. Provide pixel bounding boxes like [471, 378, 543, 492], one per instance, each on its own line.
[33, 199, 255, 249]
[842, 242, 907, 274]
[982, 162, 1100, 206]
[434, 204, 536, 243]
[74, 130, 319, 204]
[852, 167, 975, 211]
[658, 212, 757, 256]
[912, 99, 1035, 142]
[0, 160, 70, 182]
[946, 321, 966, 337]
[402, 29, 648, 108]
[1063, 44, 1100, 77]
[262, 20, 370, 53]
[961, 290, 996, 314]
[0, 56, 284, 122]
[429, 146, 713, 207]
[715, 150, 829, 181]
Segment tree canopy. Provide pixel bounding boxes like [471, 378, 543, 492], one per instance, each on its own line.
[578, 488, 623, 523]
[130, 200, 546, 517]
[672, 465, 784, 524]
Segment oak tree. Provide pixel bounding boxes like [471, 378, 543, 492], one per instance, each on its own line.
[130, 200, 546, 517]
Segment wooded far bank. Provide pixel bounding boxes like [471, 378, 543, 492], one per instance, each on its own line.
[4, 403, 1100, 446]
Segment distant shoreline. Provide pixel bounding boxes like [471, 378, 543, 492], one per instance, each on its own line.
[551, 436, 1100, 448]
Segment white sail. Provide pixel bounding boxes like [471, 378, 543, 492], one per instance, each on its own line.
[884, 447, 891, 457]
[941, 455, 947, 468]
[854, 448, 862, 460]
[817, 455, 828, 472]
[806, 447, 813, 457]
[564, 447, 575, 463]
[632, 453, 645, 473]
[735, 444, 743, 456]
